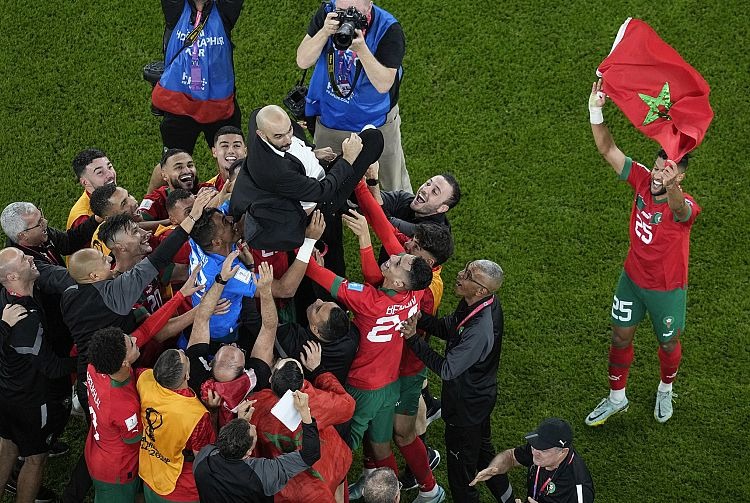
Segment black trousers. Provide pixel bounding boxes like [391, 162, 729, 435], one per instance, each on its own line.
[444, 417, 513, 503]
[61, 381, 92, 503]
[159, 97, 242, 154]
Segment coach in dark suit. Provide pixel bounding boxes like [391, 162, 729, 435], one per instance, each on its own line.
[230, 105, 384, 252]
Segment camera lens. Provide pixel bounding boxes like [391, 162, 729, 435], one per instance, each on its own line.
[333, 22, 355, 50]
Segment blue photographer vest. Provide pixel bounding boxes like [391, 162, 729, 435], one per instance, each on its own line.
[306, 3, 399, 131]
[152, 0, 235, 123]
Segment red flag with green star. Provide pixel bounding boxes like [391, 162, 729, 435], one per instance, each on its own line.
[596, 18, 713, 161]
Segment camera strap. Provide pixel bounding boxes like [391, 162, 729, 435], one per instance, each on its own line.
[327, 46, 362, 99]
[165, 2, 213, 68]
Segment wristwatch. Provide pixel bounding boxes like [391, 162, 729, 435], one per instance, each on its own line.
[366, 178, 379, 186]
[215, 273, 228, 285]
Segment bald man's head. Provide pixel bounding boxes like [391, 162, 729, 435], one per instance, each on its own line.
[69, 248, 114, 283]
[256, 105, 294, 152]
[0, 248, 38, 288]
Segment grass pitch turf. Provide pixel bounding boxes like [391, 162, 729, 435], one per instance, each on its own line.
[0, 1, 748, 501]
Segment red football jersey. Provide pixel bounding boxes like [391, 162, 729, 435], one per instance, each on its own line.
[334, 278, 423, 390]
[622, 158, 700, 291]
[84, 366, 141, 484]
[251, 248, 290, 279]
[139, 186, 170, 221]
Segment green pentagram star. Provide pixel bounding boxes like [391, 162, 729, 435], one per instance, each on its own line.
[639, 82, 672, 125]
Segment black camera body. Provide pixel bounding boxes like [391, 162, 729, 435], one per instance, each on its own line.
[283, 84, 308, 121]
[332, 7, 368, 51]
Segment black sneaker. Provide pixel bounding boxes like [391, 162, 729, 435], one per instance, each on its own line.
[48, 440, 70, 458]
[398, 448, 441, 492]
[5, 480, 57, 503]
[398, 469, 418, 492]
[427, 447, 441, 470]
[425, 396, 442, 426]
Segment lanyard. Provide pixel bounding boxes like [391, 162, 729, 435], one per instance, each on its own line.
[455, 296, 494, 332]
[191, 10, 203, 59]
[532, 452, 575, 500]
[326, 45, 363, 99]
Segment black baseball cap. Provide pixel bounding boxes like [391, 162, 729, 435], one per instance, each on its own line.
[524, 418, 573, 450]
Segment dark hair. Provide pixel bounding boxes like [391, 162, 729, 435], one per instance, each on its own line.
[213, 126, 244, 146]
[270, 361, 304, 398]
[440, 173, 461, 209]
[153, 349, 186, 390]
[89, 183, 118, 218]
[318, 306, 350, 341]
[407, 256, 433, 290]
[166, 188, 193, 212]
[189, 208, 221, 249]
[89, 327, 127, 375]
[161, 148, 189, 167]
[97, 213, 133, 247]
[656, 149, 690, 170]
[217, 418, 253, 460]
[72, 148, 107, 179]
[414, 223, 454, 266]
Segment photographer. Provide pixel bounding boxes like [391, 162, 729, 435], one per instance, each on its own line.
[152, 0, 244, 155]
[296, 0, 412, 193]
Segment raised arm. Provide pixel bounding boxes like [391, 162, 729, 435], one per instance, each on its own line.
[296, 10, 338, 69]
[589, 79, 626, 175]
[250, 262, 277, 367]
[341, 210, 383, 285]
[269, 210, 326, 298]
[662, 161, 690, 221]
[354, 178, 404, 255]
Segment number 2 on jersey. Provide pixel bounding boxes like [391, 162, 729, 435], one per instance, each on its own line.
[366, 304, 419, 343]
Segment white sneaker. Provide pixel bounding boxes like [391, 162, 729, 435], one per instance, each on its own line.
[412, 485, 446, 503]
[585, 397, 629, 426]
[654, 390, 676, 423]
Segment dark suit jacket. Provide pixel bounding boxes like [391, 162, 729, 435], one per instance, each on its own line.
[230, 111, 384, 251]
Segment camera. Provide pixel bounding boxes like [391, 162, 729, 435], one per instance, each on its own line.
[283, 84, 308, 121]
[332, 7, 368, 51]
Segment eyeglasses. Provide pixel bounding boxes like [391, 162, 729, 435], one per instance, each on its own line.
[460, 261, 492, 292]
[24, 209, 46, 232]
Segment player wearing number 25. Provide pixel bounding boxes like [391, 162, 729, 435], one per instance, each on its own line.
[585, 80, 701, 427]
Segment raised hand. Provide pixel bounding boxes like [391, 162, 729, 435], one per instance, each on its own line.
[255, 262, 274, 296]
[300, 340, 322, 371]
[305, 210, 326, 240]
[220, 249, 241, 282]
[341, 209, 368, 238]
[589, 79, 606, 108]
[341, 133, 363, 164]
[179, 264, 204, 297]
[661, 160, 685, 189]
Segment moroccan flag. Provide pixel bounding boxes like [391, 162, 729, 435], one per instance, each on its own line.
[597, 18, 713, 161]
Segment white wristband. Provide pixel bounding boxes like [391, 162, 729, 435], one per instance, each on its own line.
[296, 238, 317, 264]
[589, 107, 604, 125]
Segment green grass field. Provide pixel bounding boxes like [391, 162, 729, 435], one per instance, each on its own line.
[1, 0, 748, 501]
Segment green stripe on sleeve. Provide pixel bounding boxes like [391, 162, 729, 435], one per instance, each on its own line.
[330, 276, 344, 298]
[618, 157, 632, 181]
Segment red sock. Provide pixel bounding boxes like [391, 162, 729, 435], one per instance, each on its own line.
[658, 341, 682, 384]
[373, 454, 399, 477]
[608, 344, 634, 390]
[398, 438, 436, 492]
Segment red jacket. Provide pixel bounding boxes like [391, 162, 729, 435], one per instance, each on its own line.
[252, 372, 354, 502]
